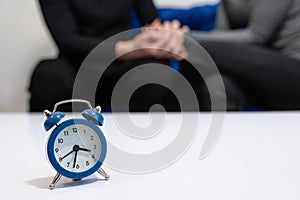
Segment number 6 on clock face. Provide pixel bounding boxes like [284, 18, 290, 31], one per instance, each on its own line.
[47, 119, 107, 179]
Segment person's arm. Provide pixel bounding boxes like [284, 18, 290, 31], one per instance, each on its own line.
[133, 0, 160, 25]
[115, 0, 160, 60]
[39, 0, 115, 61]
[248, 0, 291, 45]
[188, 0, 292, 45]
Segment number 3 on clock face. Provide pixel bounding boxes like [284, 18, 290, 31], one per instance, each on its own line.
[47, 119, 107, 179]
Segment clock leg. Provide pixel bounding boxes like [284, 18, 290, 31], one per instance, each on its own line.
[97, 167, 110, 180]
[49, 173, 62, 190]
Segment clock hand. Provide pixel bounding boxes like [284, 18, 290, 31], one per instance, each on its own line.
[78, 147, 91, 152]
[73, 150, 78, 168]
[75, 131, 90, 152]
[72, 145, 81, 168]
[71, 145, 90, 169]
[59, 149, 74, 162]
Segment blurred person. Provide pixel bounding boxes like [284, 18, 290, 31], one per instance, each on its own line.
[29, 0, 187, 112]
[187, 0, 300, 110]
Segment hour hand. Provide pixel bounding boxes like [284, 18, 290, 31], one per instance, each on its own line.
[79, 147, 91, 152]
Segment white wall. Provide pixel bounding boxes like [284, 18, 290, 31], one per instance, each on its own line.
[0, 0, 217, 112]
[0, 0, 58, 112]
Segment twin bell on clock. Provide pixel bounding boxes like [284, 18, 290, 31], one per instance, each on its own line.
[43, 99, 110, 190]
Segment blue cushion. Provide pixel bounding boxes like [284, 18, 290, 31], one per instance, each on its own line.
[131, 4, 219, 31]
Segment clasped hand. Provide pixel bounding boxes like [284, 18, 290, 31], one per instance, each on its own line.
[115, 20, 189, 61]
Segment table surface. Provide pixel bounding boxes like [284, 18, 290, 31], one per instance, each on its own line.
[1, 112, 300, 200]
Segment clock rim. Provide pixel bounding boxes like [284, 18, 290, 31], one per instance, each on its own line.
[46, 118, 107, 179]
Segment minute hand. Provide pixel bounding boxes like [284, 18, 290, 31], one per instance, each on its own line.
[73, 150, 78, 168]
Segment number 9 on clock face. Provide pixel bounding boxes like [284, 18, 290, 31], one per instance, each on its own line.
[47, 119, 107, 179]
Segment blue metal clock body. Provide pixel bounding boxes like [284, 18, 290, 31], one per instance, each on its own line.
[43, 99, 110, 189]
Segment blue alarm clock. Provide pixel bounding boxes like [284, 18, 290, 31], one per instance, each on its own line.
[43, 99, 110, 189]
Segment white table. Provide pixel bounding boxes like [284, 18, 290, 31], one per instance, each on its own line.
[1, 112, 300, 200]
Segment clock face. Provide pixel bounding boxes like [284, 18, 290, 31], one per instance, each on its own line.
[47, 119, 107, 178]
